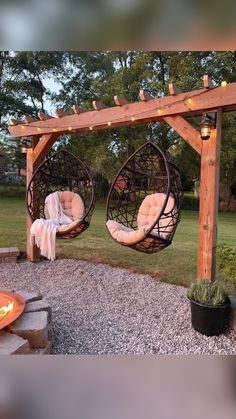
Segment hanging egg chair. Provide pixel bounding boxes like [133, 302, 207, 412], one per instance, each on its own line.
[27, 149, 95, 239]
[106, 141, 183, 254]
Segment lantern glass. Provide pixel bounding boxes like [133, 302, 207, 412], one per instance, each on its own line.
[21, 146, 27, 153]
[200, 125, 211, 140]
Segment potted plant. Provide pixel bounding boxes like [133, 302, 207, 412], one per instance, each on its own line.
[187, 280, 231, 336]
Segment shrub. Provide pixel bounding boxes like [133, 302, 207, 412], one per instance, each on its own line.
[187, 280, 229, 306]
[217, 245, 236, 289]
[182, 195, 199, 210]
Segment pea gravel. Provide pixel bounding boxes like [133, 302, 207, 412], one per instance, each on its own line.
[0, 259, 235, 354]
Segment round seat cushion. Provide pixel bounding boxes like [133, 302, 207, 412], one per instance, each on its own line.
[137, 193, 175, 239]
[44, 191, 85, 223]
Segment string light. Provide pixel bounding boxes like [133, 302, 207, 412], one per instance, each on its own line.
[53, 128, 57, 132]
[157, 109, 162, 115]
[37, 127, 41, 132]
[21, 125, 25, 129]
[107, 121, 112, 126]
[131, 116, 135, 122]
[221, 81, 227, 87]
[89, 126, 93, 131]
[68, 126, 72, 131]
[187, 98, 192, 104]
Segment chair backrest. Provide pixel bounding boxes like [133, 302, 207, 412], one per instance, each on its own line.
[137, 193, 175, 239]
[44, 191, 85, 221]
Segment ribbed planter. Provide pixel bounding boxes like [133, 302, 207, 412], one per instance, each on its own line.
[190, 299, 231, 336]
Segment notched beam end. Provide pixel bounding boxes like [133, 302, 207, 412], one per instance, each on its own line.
[139, 90, 153, 101]
[114, 95, 128, 106]
[169, 82, 182, 96]
[54, 109, 69, 118]
[92, 101, 108, 110]
[203, 75, 214, 89]
[38, 112, 54, 121]
[8, 118, 22, 126]
[72, 105, 86, 114]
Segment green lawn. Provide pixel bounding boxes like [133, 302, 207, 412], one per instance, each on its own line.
[1, 197, 236, 287]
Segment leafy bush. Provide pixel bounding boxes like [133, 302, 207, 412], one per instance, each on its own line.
[0, 182, 26, 198]
[187, 280, 229, 306]
[182, 195, 199, 210]
[217, 245, 236, 288]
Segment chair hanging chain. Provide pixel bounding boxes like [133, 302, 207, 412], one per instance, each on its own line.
[146, 123, 154, 143]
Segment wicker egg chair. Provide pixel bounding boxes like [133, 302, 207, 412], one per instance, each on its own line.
[106, 141, 183, 254]
[27, 149, 95, 239]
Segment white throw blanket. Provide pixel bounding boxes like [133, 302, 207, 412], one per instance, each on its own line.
[30, 192, 72, 261]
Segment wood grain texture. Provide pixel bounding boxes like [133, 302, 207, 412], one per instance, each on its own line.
[197, 108, 222, 281]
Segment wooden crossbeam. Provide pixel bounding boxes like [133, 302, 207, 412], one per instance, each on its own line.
[163, 115, 201, 155]
[114, 95, 128, 106]
[139, 90, 153, 101]
[8, 82, 236, 138]
[92, 101, 108, 110]
[54, 109, 69, 118]
[24, 115, 38, 123]
[169, 82, 182, 96]
[72, 105, 86, 114]
[203, 75, 215, 89]
[38, 112, 53, 121]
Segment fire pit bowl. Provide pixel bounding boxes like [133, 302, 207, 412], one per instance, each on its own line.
[0, 290, 25, 330]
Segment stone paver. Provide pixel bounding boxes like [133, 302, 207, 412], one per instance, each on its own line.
[0, 331, 31, 354]
[32, 340, 53, 354]
[0, 247, 20, 263]
[24, 300, 52, 321]
[14, 290, 43, 303]
[7, 311, 48, 348]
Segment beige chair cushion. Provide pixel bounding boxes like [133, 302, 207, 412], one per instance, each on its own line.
[45, 191, 85, 222]
[107, 193, 176, 245]
[106, 220, 147, 245]
[137, 193, 175, 239]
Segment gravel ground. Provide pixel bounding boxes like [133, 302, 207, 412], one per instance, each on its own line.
[0, 259, 235, 354]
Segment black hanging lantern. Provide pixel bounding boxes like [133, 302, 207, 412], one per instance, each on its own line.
[21, 138, 32, 153]
[200, 113, 216, 140]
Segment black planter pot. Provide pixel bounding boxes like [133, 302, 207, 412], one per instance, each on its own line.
[190, 299, 231, 336]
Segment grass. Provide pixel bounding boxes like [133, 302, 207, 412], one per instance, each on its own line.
[0, 197, 236, 287]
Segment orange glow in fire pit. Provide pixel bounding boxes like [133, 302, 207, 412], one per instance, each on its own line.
[0, 290, 25, 330]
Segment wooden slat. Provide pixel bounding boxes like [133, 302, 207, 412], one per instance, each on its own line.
[72, 105, 86, 114]
[139, 90, 153, 101]
[203, 75, 214, 89]
[8, 83, 236, 138]
[24, 115, 38, 123]
[38, 112, 53, 121]
[169, 82, 182, 96]
[114, 95, 128, 106]
[54, 109, 69, 118]
[163, 115, 201, 155]
[197, 108, 222, 281]
[92, 101, 107, 110]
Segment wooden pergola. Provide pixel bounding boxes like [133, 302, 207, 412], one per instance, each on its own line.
[8, 75, 236, 281]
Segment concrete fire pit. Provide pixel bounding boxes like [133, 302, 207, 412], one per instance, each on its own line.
[0, 290, 52, 354]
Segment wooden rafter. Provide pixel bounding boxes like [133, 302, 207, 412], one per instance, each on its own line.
[168, 82, 182, 96]
[139, 90, 153, 101]
[38, 112, 53, 121]
[8, 83, 236, 138]
[114, 95, 128, 106]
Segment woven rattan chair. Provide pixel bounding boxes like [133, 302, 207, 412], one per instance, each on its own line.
[27, 149, 95, 239]
[106, 141, 183, 253]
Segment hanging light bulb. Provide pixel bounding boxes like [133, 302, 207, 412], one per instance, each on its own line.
[200, 113, 216, 140]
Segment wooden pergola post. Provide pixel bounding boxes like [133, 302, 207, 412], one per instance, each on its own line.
[26, 136, 40, 262]
[197, 108, 222, 281]
[26, 133, 58, 262]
